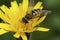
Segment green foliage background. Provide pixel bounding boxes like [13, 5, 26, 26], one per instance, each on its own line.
[0, 0, 60, 40]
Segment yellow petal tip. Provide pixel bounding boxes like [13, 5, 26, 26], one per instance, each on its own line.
[36, 27, 50, 32]
[13, 32, 20, 38]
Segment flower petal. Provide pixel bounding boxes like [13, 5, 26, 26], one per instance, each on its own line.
[36, 13, 47, 25]
[13, 32, 21, 38]
[33, 13, 47, 27]
[0, 23, 10, 31]
[0, 5, 14, 20]
[22, 0, 28, 13]
[33, 1, 42, 9]
[18, 3, 27, 20]
[0, 10, 11, 23]
[35, 27, 50, 31]
[29, 17, 39, 28]
[0, 29, 8, 35]
[39, 6, 43, 10]
[21, 33, 27, 40]
[10, 1, 20, 20]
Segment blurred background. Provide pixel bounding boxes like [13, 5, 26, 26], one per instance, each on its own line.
[0, 0, 60, 40]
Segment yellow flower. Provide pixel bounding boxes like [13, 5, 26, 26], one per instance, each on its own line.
[0, 0, 50, 40]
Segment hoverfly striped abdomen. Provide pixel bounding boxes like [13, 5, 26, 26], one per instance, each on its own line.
[22, 14, 33, 23]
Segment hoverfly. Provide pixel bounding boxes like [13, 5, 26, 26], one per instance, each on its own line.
[22, 0, 51, 23]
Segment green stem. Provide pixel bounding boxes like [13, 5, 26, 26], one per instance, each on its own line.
[26, 33, 30, 40]
[29, 33, 32, 40]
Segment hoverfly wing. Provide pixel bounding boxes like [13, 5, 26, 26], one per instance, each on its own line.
[37, 10, 51, 20]
[29, 0, 35, 7]
[27, 0, 35, 13]
[39, 10, 51, 15]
